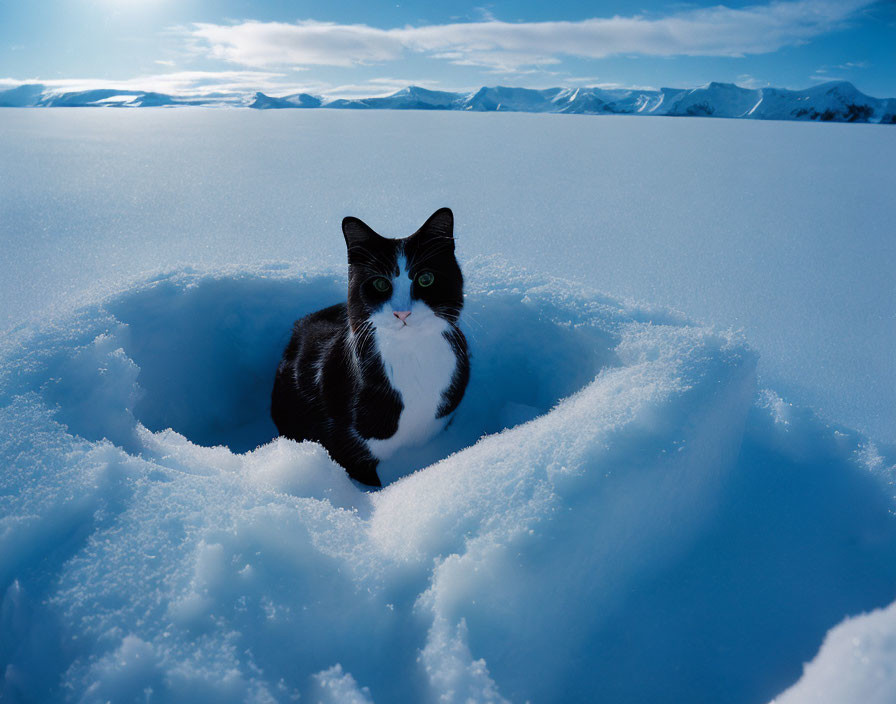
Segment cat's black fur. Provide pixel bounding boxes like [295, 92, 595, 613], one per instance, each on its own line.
[271, 208, 469, 487]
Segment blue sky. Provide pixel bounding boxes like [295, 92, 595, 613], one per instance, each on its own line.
[2, 0, 894, 98]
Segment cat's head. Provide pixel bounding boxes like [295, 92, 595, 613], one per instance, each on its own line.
[342, 208, 463, 334]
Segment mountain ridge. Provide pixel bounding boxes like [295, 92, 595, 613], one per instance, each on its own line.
[2, 81, 894, 124]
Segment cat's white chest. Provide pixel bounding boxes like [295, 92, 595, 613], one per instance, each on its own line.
[365, 307, 457, 461]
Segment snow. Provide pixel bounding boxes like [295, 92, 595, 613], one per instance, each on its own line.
[668, 82, 756, 118]
[1, 109, 895, 702]
[745, 92, 764, 117]
[5, 80, 893, 122]
[1, 109, 893, 443]
[772, 601, 896, 704]
[313, 665, 375, 704]
[2, 262, 895, 702]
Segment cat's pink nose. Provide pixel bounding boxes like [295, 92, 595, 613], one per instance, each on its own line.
[394, 311, 411, 323]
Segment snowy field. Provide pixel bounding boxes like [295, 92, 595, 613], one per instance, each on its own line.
[1, 109, 895, 703]
[2, 109, 893, 443]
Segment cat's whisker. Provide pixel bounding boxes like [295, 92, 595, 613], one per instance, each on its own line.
[457, 325, 480, 347]
[459, 311, 485, 334]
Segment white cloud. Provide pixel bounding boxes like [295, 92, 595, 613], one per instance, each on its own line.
[808, 59, 869, 84]
[592, 81, 661, 91]
[809, 73, 846, 82]
[472, 7, 498, 23]
[736, 73, 769, 88]
[831, 60, 869, 69]
[192, 20, 406, 68]
[188, 0, 873, 71]
[432, 50, 562, 73]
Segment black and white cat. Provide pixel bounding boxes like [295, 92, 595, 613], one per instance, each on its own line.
[271, 208, 469, 487]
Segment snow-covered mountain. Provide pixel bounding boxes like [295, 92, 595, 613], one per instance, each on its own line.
[0, 83, 46, 107]
[661, 81, 896, 122]
[249, 91, 321, 109]
[0, 84, 247, 108]
[325, 85, 468, 110]
[2, 80, 894, 123]
[453, 81, 895, 123]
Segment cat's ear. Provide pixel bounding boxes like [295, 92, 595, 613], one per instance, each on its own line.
[342, 216, 381, 251]
[416, 208, 454, 246]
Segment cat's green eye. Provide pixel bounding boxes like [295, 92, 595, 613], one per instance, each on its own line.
[417, 271, 435, 288]
[372, 277, 391, 293]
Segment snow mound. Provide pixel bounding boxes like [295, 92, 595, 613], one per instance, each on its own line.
[2, 266, 895, 703]
[772, 599, 896, 704]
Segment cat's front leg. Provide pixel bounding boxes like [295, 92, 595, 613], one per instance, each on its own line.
[354, 382, 402, 441]
[326, 436, 382, 487]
